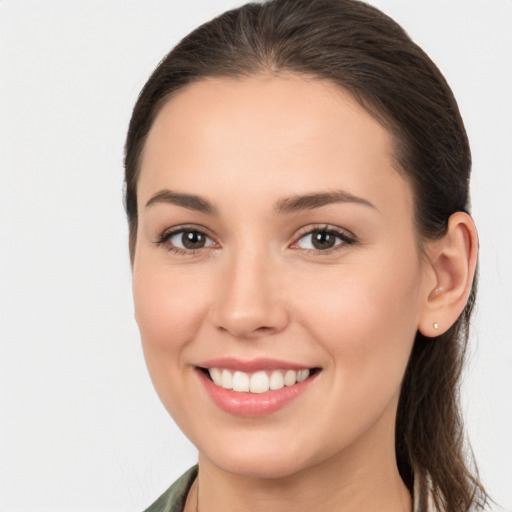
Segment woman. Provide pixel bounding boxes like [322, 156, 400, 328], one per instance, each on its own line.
[124, 0, 488, 510]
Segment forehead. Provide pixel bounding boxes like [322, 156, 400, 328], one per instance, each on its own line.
[138, 74, 412, 218]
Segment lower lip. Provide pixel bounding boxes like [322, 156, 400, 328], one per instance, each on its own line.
[197, 369, 318, 417]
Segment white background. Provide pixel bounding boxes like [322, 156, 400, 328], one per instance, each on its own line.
[1, 1, 511, 511]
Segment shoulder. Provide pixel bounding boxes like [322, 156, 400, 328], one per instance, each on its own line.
[143, 466, 198, 512]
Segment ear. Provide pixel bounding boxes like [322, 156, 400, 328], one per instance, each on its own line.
[418, 212, 478, 338]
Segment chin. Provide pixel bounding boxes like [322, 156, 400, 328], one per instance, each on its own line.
[204, 451, 308, 480]
[195, 430, 331, 480]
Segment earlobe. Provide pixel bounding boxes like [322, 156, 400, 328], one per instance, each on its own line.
[418, 212, 478, 338]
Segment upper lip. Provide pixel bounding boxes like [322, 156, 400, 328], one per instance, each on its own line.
[196, 357, 315, 372]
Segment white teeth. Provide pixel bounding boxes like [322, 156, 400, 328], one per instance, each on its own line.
[297, 369, 310, 382]
[232, 371, 250, 392]
[221, 369, 233, 389]
[250, 371, 269, 393]
[284, 369, 297, 387]
[269, 370, 285, 390]
[207, 368, 312, 393]
[209, 368, 222, 386]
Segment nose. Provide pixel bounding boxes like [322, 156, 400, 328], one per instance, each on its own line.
[209, 250, 290, 340]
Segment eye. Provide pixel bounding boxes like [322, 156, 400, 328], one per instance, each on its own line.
[294, 227, 355, 252]
[157, 228, 216, 252]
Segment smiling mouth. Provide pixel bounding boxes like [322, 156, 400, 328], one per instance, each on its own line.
[199, 367, 321, 394]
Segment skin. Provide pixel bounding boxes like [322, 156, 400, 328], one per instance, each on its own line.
[132, 74, 476, 512]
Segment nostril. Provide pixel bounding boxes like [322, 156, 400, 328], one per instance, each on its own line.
[255, 326, 273, 333]
[210, 296, 290, 339]
[214, 319, 282, 339]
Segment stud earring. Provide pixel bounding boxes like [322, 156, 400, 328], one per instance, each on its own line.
[433, 322, 439, 330]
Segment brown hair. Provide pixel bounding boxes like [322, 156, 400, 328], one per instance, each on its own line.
[124, 0, 487, 509]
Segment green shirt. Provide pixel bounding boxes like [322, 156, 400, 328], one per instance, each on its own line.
[143, 466, 198, 512]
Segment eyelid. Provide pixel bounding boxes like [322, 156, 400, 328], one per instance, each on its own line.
[153, 223, 356, 255]
[154, 224, 219, 253]
[290, 224, 357, 252]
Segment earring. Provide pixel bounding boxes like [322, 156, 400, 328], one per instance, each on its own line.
[433, 322, 439, 330]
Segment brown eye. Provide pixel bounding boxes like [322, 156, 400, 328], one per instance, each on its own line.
[167, 229, 215, 251]
[295, 228, 355, 252]
[310, 230, 337, 250]
[182, 230, 206, 249]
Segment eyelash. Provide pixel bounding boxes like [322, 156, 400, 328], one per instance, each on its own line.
[291, 224, 357, 254]
[154, 225, 216, 255]
[154, 224, 357, 256]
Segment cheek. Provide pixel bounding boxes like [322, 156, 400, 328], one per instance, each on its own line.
[133, 262, 208, 342]
[299, 262, 420, 335]
[294, 256, 422, 393]
[132, 261, 211, 392]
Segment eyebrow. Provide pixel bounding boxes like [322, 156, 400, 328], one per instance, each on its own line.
[145, 189, 218, 215]
[274, 190, 376, 213]
[144, 188, 376, 215]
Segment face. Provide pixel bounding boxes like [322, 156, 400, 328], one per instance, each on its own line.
[133, 75, 432, 479]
